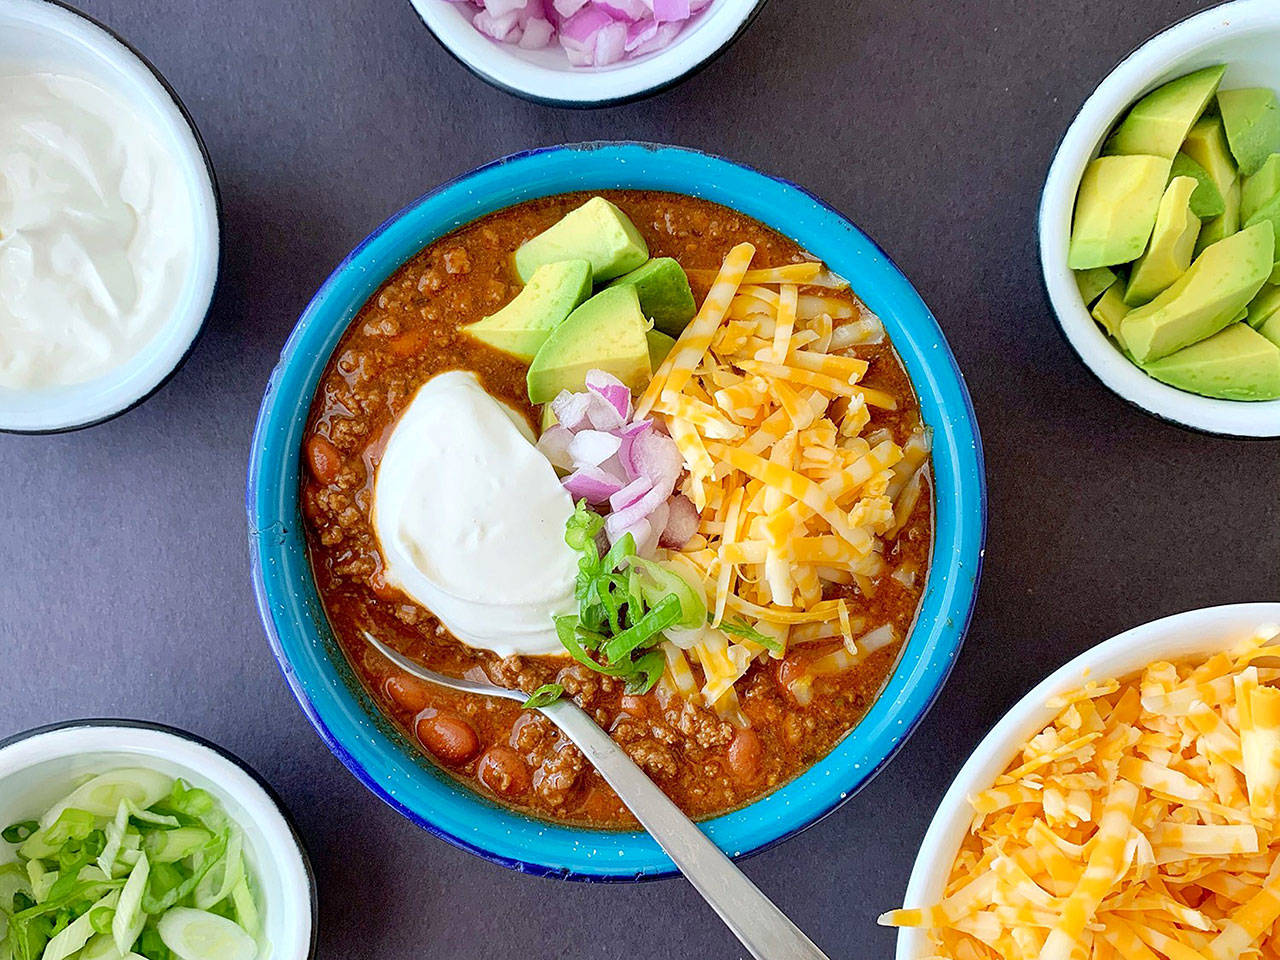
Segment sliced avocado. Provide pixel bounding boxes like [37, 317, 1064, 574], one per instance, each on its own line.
[1171, 152, 1226, 218]
[1241, 154, 1280, 222]
[1195, 179, 1241, 256]
[1143, 322, 1280, 400]
[526, 286, 651, 404]
[461, 260, 592, 361]
[515, 197, 648, 284]
[1247, 284, 1280, 330]
[1183, 116, 1238, 195]
[1075, 266, 1118, 306]
[1068, 155, 1171, 269]
[1091, 282, 1130, 339]
[1125, 176, 1201, 306]
[1218, 88, 1280, 177]
[607, 258, 697, 336]
[1262, 309, 1280, 350]
[1103, 65, 1225, 159]
[1119, 221, 1274, 362]
[1244, 188, 1280, 274]
[646, 328, 676, 369]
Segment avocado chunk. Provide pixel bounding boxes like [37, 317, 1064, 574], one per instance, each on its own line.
[1195, 180, 1241, 257]
[1103, 65, 1225, 159]
[607, 258, 697, 336]
[1171, 152, 1226, 218]
[1144, 322, 1280, 400]
[1125, 176, 1202, 306]
[1242, 154, 1280, 222]
[1091, 282, 1130, 339]
[1075, 266, 1117, 306]
[1068, 155, 1171, 269]
[1247, 284, 1280, 330]
[526, 286, 651, 404]
[1218, 88, 1280, 177]
[1119, 221, 1275, 362]
[461, 260, 592, 361]
[1183, 116, 1238, 195]
[646, 329, 676, 369]
[515, 197, 648, 284]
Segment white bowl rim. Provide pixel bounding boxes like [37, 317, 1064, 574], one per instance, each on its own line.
[0, 718, 317, 960]
[0, 0, 221, 434]
[894, 601, 1280, 959]
[1039, 0, 1280, 439]
[405, 0, 767, 106]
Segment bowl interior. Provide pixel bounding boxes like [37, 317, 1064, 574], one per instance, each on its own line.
[1039, 0, 1280, 437]
[407, 0, 761, 104]
[0, 724, 313, 959]
[0, 0, 219, 432]
[894, 602, 1280, 959]
[248, 142, 986, 879]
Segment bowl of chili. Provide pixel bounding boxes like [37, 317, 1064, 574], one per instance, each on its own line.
[247, 141, 986, 879]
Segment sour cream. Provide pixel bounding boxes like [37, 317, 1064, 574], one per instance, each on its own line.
[372, 370, 578, 658]
[0, 73, 195, 389]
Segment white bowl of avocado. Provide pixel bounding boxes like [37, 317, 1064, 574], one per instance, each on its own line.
[1040, 0, 1280, 437]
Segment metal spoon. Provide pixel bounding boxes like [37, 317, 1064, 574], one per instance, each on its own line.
[363, 631, 830, 960]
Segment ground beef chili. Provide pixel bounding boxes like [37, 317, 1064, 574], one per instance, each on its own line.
[302, 190, 933, 827]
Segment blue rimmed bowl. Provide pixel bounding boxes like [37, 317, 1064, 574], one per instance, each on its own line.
[247, 142, 986, 880]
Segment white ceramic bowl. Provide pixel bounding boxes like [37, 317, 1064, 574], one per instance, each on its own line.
[894, 601, 1280, 959]
[1039, 0, 1280, 438]
[406, 0, 766, 106]
[0, 720, 316, 959]
[0, 0, 220, 433]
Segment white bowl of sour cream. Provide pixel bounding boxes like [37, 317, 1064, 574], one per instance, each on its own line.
[0, 0, 220, 433]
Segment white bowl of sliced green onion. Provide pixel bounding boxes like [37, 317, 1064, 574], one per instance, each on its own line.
[0, 720, 315, 960]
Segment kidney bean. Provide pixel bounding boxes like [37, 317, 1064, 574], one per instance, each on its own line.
[416, 713, 479, 765]
[305, 434, 341, 485]
[727, 728, 762, 784]
[477, 746, 532, 799]
[386, 675, 432, 713]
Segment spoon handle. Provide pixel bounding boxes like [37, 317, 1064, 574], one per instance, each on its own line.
[542, 699, 831, 960]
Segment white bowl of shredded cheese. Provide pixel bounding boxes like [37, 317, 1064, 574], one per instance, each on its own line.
[890, 602, 1280, 959]
[0, 0, 219, 433]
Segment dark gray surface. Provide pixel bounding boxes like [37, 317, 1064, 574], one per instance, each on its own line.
[3, 0, 1277, 956]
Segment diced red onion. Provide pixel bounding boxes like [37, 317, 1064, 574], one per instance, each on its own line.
[563, 465, 626, 504]
[629, 19, 682, 55]
[474, 8, 522, 39]
[659, 494, 698, 548]
[535, 424, 575, 470]
[584, 369, 632, 420]
[550, 390, 590, 431]
[560, 4, 614, 41]
[518, 17, 554, 46]
[604, 480, 669, 536]
[595, 0, 648, 20]
[566, 429, 622, 467]
[651, 0, 689, 20]
[625, 430, 682, 498]
[449, 0, 713, 68]
[609, 476, 652, 512]
[583, 394, 625, 431]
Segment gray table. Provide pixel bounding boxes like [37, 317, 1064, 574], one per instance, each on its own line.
[5, 0, 1277, 956]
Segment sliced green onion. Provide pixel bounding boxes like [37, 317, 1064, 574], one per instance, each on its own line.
[554, 618, 635, 678]
[564, 500, 604, 552]
[625, 649, 667, 695]
[718, 616, 784, 651]
[2, 822, 37, 845]
[602, 594, 684, 662]
[626, 557, 707, 629]
[521, 684, 564, 709]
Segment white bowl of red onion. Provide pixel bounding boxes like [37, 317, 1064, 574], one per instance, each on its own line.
[407, 0, 767, 106]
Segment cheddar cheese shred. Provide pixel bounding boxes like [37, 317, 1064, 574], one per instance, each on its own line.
[880, 625, 1280, 960]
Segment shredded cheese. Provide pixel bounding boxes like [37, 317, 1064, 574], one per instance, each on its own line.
[880, 625, 1280, 960]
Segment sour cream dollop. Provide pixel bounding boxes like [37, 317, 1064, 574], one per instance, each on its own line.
[372, 371, 578, 658]
[0, 74, 195, 389]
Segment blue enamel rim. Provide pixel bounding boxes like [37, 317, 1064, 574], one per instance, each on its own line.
[246, 142, 987, 881]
